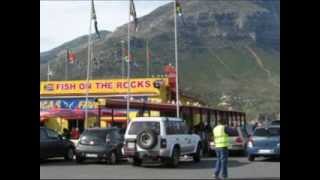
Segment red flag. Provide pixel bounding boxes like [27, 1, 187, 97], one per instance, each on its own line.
[67, 49, 76, 64]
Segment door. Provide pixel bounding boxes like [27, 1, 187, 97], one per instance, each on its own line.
[46, 129, 64, 157]
[40, 128, 50, 158]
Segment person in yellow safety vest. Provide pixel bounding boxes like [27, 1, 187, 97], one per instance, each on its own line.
[212, 119, 232, 179]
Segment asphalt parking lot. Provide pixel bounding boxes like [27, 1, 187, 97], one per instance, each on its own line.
[40, 156, 280, 179]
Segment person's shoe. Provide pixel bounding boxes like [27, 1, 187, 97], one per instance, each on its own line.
[212, 174, 220, 179]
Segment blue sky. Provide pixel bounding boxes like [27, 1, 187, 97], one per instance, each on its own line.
[40, 0, 170, 52]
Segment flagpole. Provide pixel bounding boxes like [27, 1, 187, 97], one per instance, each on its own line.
[47, 62, 50, 81]
[174, 0, 180, 118]
[85, 0, 93, 128]
[65, 50, 68, 80]
[146, 40, 150, 77]
[121, 40, 125, 80]
[127, 0, 131, 125]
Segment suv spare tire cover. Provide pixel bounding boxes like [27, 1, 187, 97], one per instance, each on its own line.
[137, 130, 158, 150]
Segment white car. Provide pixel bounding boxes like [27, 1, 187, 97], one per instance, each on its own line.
[123, 117, 202, 167]
[209, 126, 249, 155]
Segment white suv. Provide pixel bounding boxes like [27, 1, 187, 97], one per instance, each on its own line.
[123, 117, 202, 167]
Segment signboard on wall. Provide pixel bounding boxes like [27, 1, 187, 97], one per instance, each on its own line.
[40, 78, 168, 96]
[40, 98, 97, 111]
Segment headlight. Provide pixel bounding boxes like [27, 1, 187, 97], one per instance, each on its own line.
[247, 141, 253, 148]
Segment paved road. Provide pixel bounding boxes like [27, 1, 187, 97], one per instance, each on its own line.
[40, 156, 280, 179]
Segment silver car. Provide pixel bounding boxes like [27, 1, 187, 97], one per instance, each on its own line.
[209, 127, 249, 155]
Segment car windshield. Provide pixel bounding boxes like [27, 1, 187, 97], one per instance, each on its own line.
[271, 120, 280, 126]
[254, 128, 280, 137]
[128, 121, 160, 135]
[81, 129, 110, 140]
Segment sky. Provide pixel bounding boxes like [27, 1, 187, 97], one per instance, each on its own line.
[40, 0, 170, 52]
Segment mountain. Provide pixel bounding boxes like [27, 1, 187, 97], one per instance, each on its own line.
[40, 0, 280, 120]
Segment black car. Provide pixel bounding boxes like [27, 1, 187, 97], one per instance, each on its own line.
[40, 127, 75, 161]
[75, 127, 124, 164]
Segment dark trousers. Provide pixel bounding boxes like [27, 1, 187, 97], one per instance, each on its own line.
[214, 147, 228, 178]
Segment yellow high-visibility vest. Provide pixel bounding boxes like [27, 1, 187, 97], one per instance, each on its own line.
[213, 125, 229, 148]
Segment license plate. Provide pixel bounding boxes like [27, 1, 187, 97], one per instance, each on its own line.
[258, 149, 273, 154]
[86, 153, 98, 158]
[128, 142, 135, 149]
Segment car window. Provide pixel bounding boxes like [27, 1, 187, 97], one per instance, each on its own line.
[165, 121, 178, 135]
[47, 129, 60, 139]
[271, 121, 280, 126]
[111, 130, 122, 140]
[228, 128, 239, 137]
[82, 130, 110, 140]
[254, 128, 280, 137]
[40, 129, 47, 140]
[180, 122, 189, 134]
[268, 128, 280, 136]
[128, 121, 160, 135]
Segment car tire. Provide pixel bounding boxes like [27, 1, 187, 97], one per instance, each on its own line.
[64, 148, 74, 161]
[248, 155, 255, 162]
[193, 144, 202, 163]
[76, 155, 85, 164]
[136, 130, 158, 150]
[132, 157, 142, 166]
[168, 147, 180, 168]
[108, 151, 117, 165]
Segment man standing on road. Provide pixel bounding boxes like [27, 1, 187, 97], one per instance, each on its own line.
[212, 119, 231, 179]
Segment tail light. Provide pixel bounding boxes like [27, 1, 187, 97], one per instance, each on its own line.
[160, 138, 167, 148]
[247, 139, 254, 148]
[235, 137, 243, 143]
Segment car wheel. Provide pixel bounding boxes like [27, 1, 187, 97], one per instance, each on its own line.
[193, 144, 202, 163]
[76, 155, 85, 164]
[132, 157, 142, 166]
[169, 147, 180, 168]
[64, 148, 74, 161]
[248, 155, 255, 162]
[136, 130, 158, 150]
[108, 151, 117, 165]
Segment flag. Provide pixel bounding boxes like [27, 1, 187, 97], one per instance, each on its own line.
[124, 48, 133, 62]
[91, 0, 101, 39]
[67, 49, 76, 64]
[130, 0, 138, 32]
[176, 0, 182, 16]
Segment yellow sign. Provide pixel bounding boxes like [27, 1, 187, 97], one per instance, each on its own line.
[40, 78, 168, 96]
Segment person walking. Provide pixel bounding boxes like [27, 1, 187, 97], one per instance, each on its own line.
[212, 119, 231, 179]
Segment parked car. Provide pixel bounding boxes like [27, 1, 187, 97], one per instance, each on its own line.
[247, 126, 280, 161]
[123, 117, 202, 168]
[269, 120, 280, 126]
[208, 126, 249, 155]
[40, 127, 75, 161]
[75, 127, 124, 164]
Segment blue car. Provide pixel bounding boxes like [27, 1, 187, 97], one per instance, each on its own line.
[246, 126, 280, 161]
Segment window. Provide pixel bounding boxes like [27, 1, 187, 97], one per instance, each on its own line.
[47, 129, 59, 139]
[111, 130, 122, 140]
[128, 121, 160, 135]
[165, 121, 177, 135]
[179, 121, 189, 134]
[228, 128, 239, 137]
[40, 129, 47, 140]
[268, 128, 280, 136]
